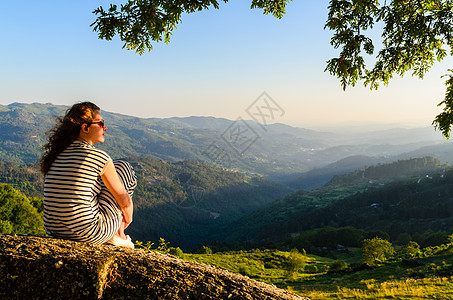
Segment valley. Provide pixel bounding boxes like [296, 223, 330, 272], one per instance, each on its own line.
[2, 102, 453, 298]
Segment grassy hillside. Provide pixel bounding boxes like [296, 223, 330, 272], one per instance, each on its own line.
[143, 238, 453, 299]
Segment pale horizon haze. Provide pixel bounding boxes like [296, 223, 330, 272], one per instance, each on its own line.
[1, 1, 453, 131]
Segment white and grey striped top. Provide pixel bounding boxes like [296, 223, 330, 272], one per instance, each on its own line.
[43, 140, 112, 243]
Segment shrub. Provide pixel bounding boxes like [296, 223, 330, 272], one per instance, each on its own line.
[396, 233, 412, 246]
[330, 260, 349, 272]
[448, 234, 453, 244]
[157, 237, 170, 253]
[195, 245, 213, 254]
[400, 241, 422, 259]
[264, 261, 277, 269]
[238, 266, 252, 277]
[134, 240, 154, 251]
[285, 248, 306, 277]
[362, 237, 395, 266]
[169, 247, 184, 258]
[0, 220, 12, 234]
[305, 264, 319, 273]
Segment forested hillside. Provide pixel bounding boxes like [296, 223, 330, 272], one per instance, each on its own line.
[1, 154, 449, 251]
[280, 155, 387, 190]
[285, 169, 453, 250]
[0, 162, 44, 198]
[0, 159, 290, 250]
[127, 158, 291, 249]
[218, 157, 450, 251]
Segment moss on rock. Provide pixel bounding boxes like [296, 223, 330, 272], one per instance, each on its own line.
[0, 235, 306, 299]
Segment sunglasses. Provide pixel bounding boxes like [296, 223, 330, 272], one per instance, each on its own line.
[88, 120, 106, 128]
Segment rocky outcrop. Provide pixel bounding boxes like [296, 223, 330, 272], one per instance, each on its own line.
[0, 235, 307, 299]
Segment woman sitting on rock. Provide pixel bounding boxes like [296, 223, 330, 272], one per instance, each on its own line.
[40, 102, 136, 248]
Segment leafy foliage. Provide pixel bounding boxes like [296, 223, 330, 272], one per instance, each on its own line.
[92, 0, 291, 54]
[326, 0, 453, 88]
[156, 237, 170, 252]
[0, 184, 44, 235]
[168, 246, 184, 258]
[134, 240, 155, 251]
[399, 241, 422, 259]
[433, 69, 453, 139]
[91, 1, 453, 137]
[0, 161, 44, 199]
[195, 245, 213, 254]
[329, 260, 349, 272]
[325, 0, 453, 138]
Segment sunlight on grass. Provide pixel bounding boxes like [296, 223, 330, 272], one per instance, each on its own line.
[184, 249, 329, 285]
[182, 247, 453, 299]
[295, 276, 453, 299]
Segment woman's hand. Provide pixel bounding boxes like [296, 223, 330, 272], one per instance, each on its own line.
[120, 200, 133, 229]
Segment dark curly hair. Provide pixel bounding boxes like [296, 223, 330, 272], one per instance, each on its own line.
[40, 102, 100, 175]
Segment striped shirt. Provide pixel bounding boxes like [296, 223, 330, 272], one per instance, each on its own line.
[43, 140, 117, 244]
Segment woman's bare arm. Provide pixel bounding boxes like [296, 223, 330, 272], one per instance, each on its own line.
[101, 160, 133, 228]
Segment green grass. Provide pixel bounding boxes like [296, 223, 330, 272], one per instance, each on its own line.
[136, 238, 453, 298]
[293, 276, 453, 299]
[178, 246, 453, 299]
[183, 249, 332, 286]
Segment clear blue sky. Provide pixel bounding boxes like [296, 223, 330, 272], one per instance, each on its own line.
[1, 0, 452, 129]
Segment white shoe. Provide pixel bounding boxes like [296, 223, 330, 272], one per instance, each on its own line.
[107, 234, 135, 249]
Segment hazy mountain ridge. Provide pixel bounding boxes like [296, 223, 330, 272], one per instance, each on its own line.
[335, 126, 442, 145]
[0, 102, 449, 182]
[278, 155, 389, 190]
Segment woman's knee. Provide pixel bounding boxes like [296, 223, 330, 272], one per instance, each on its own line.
[113, 160, 137, 192]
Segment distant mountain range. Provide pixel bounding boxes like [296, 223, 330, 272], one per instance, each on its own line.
[0, 102, 450, 184]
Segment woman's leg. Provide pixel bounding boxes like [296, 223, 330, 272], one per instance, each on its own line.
[113, 160, 137, 197]
[112, 160, 137, 239]
[96, 160, 137, 245]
